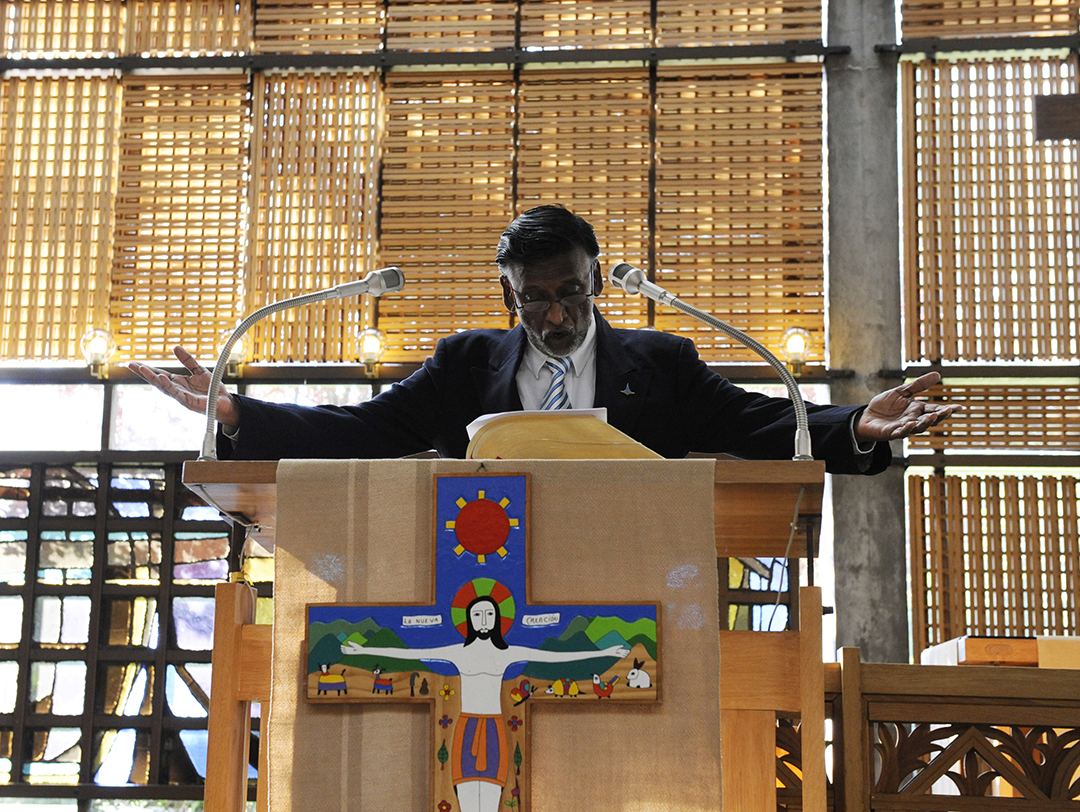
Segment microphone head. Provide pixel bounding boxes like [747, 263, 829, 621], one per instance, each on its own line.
[367, 266, 406, 297]
[608, 261, 645, 294]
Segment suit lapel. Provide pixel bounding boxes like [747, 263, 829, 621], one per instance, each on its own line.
[593, 314, 651, 431]
[470, 327, 526, 413]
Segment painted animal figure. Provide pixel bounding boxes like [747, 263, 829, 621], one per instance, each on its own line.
[371, 664, 394, 695]
[317, 664, 348, 696]
[626, 658, 652, 689]
[592, 673, 619, 698]
[509, 679, 535, 706]
[545, 678, 580, 698]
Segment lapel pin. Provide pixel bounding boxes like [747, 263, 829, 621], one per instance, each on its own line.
[621, 384, 634, 396]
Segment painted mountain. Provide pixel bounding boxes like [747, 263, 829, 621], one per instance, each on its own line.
[308, 618, 383, 651]
[521, 615, 657, 682]
[307, 619, 426, 675]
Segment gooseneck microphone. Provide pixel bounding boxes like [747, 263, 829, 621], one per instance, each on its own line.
[199, 267, 406, 460]
[609, 261, 813, 461]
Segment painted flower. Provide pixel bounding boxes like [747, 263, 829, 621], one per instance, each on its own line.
[506, 715, 521, 731]
[505, 786, 520, 807]
[438, 801, 452, 812]
[439, 714, 452, 729]
[439, 684, 455, 700]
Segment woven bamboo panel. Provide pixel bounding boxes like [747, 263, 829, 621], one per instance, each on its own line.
[910, 473, 1080, 655]
[0, 0, 123, 56]
[908, 382, 1080, 451]
[902, 0, 1080, 40]
[517, 67, 651, 328]
[0, 75, 119, 361]
[378, 70, 515, 361]
[110, 74, 249, 362]
[125, 0, 252, 55]
[653, 63, 824, 362]
[254, 0, 383, 54]
[519, 1, 652, 50]
[386, 1, 515, 52]
[247, 71, 380, 363]
[903, 57, 1080, 363]
[656, 0, 822, 46]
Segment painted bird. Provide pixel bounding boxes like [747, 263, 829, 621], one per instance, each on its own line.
[592, 673, 619, 699]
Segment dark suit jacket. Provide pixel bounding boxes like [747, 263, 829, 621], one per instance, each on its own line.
[221, 311, 890, 475]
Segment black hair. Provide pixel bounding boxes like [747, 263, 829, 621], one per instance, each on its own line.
[463, 595, 508, 650]
[495, 205, 600, 279]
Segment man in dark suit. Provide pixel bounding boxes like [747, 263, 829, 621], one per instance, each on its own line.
[130, 205, 957, 470]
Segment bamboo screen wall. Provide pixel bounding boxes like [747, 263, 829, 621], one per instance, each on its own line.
[908, 382, 1080, 452]
[656, 0, 822, 45]
[902, 56, 1079, 364]
[520, 1, 653, 49]
[901, 0, 1080, 40]
[254, 0, 384, 53]
[125, 0, 253, 55]
[1, 71, 827, 364]
[516, 67, 652, 329]
[909, 473, 1080, 655]
[654, 63, 824, 361]
[0, 0, 829, 57]
[902, 52, 1080, 656]
[0, 0, 124, 56]
[386, 1, 516, 51]
[247, 71, 380, 363]
[110, 74, 249, 361]
[0, 75, 118, 360]
[377, 71, 517, 358]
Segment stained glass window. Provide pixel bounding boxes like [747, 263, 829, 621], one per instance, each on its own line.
[0, 460, 243, 797]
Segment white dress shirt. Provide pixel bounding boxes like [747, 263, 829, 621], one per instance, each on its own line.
[515, 318, 597, 411]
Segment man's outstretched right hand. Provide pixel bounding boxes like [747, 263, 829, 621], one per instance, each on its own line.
[128, 345, 241, 429]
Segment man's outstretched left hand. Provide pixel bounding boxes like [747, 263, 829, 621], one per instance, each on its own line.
[855, 372, 962, 444]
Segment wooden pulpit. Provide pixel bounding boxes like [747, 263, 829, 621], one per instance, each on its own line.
[185, 457, 825, 812]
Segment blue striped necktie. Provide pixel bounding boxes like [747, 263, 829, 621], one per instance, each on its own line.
[540, 357, 572, 410]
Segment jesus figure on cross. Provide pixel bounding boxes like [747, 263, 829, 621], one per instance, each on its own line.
[341, 593, 630, 812]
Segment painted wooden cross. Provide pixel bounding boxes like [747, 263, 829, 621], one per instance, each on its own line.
[305, 473, 659, 812]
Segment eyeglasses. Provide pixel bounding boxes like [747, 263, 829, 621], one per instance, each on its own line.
[509, 284, 594, 314]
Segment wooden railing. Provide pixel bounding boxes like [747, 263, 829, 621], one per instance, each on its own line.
[773, 647, 1080, 812]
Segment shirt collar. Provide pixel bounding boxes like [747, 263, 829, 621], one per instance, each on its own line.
[521, 315, 597, 379]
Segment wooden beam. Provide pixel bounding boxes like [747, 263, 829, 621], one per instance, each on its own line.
[205, 583, 257, 812]
[721, 709, 778, 812]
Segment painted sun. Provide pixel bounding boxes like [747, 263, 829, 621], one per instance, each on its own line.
[445, 490, 520, 563]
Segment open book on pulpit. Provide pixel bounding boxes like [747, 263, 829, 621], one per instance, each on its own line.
[465, 410, 662, 459]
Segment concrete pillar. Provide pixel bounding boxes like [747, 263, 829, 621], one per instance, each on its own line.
[826, 0, 911, 662]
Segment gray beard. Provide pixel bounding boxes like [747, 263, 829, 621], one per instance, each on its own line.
[520, 310, 592, 358]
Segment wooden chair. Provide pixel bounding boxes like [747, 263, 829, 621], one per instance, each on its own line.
[835, 646, 1080, 812]
[720, 585, 828, 812]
